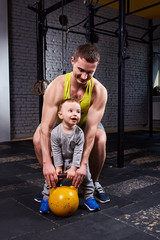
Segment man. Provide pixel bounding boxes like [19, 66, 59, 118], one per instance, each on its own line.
[33, 43, 110, 204]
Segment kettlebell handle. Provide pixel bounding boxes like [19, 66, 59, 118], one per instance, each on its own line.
[58, 173, 67, 179]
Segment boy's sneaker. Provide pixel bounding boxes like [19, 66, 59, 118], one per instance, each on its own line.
[34, 193, 44, 203]
[40, 199, 50, 214]
[94, 181, 110, 203]
[84, 197, 100, 212]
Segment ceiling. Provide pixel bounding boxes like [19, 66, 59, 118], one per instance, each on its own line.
[93, 0, 160, 19]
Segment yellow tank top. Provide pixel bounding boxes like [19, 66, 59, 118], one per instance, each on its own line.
[63, 72, 94, 127]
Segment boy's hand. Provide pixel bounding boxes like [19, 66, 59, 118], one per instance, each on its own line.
[56, 166, 63, 180]
[56, 166, 63, 175]
[65, 166, 77, 180]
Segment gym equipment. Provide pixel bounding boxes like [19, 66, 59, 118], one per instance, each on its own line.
[48, 174, 79, 217]
[33, 79, 49, 96]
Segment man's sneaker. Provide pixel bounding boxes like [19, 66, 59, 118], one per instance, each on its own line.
[40, 199, 50, 214]
[84, 197, 100, 212]
[94, 181, 110, 203]
[34, 193, 44, 203]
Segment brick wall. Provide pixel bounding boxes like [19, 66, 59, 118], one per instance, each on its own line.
[8, 0, 38, 139]
[8, 0, 154, 139]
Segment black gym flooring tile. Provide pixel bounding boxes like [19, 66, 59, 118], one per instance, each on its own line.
[0, 198, 57, 240]
[0, 131, 160, 240]
[11, 213, 157, 240]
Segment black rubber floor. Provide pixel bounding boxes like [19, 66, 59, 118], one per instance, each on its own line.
[0, 130, 160, 240]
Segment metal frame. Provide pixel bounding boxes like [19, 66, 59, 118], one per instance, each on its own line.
[34, 0, 44, 122]
[85, 0, 159, 167]
[117, 0, 126, 167]
[86, 2, 95, 43]
[28, 0, 75, 122]
[28, 0, 160, 166]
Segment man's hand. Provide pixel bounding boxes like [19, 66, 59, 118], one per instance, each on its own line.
[43, 162, 58, 188]
[72, 164, 87, 188]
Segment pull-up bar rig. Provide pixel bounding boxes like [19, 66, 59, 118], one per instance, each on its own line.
[28, 0, 160, 167]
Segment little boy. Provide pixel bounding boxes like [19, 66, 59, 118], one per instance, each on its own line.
[40, 98, 100, 213]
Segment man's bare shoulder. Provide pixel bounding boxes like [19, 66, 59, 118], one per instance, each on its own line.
[92, 78, 107, 100]
[44, 74, 65, 104]
[46, 75, 65, 91]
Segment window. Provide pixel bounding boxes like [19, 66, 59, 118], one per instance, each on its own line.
[153, 54, 160, 87]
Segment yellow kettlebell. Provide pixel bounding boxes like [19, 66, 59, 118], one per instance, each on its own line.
[49, 185, 79, 217]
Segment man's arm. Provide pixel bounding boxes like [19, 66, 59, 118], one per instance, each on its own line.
[73, 82, 108, 187]
[82, 84, 107, 166]
[40, 76, 64, 187]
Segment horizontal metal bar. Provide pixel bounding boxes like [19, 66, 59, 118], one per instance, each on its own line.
[94, 14, 148, 30]
[141, 24, 159, 40]
[153, 51, 160, 54]
[94, 2, 160, 28]
[28, 6, 37, 12]
[94, 29, 149, 44]
[94, 16, 118, 27]
[94, 29, 117, 38]
[46, 25, 150, 44]
[94, 0, 118, 12]
[46, 25, 85, 36]
[67, 18, 87, 30]
[126, 2, 160, 16]
[128, 34, 148, 43]
[94, 27, 117, 35]
[153, 37, 160, 41]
